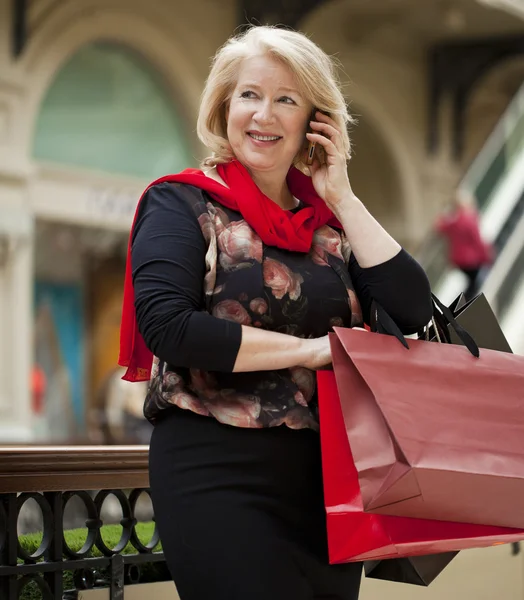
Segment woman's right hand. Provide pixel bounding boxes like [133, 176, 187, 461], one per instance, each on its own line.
[299, 327, 369, 370]
[300, 335, 332, 370]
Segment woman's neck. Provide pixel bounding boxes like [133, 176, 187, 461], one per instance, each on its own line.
[204, 163, 299, 210]
[249, 169, 297, 210]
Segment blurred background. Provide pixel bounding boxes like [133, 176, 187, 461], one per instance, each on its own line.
[0, 1, 523, 444]
[0, 0, 523, 597]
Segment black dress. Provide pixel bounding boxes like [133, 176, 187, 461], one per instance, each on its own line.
[131, 182, 432, 600]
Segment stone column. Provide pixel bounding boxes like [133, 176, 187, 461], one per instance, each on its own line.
[0, 201, 34, 441]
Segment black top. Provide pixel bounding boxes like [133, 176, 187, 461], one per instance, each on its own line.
[132, 182, 432, 429]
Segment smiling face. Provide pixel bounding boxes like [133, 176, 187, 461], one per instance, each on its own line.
[226, 54, 312, 178]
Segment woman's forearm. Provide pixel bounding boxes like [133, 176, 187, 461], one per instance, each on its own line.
[334, 194, 401, 268]
[232, 326, 321, 372]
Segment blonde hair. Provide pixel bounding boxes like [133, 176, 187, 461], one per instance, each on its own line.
[197, 26, 355, 170]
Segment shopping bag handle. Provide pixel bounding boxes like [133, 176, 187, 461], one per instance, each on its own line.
[430, 293, 479, 357]
[371, 295, 480, 358]
[371, 300, 409, 349]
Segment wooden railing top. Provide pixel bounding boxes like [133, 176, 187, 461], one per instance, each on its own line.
[0, 446, 150, 493]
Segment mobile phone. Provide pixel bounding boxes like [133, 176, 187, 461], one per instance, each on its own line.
[306, 108, 317, 166]
[306, 139, 316, 165]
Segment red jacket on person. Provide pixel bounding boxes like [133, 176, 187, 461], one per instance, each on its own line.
[436, 206, 494, 269]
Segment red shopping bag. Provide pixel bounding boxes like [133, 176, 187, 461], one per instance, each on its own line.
[329, 317, 524, 529]
[317, 369, 524, 564]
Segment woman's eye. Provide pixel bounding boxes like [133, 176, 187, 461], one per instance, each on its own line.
[240, 91, 256, 99]
[279, 96, 296, 104]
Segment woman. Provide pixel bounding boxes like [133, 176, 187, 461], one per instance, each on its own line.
[119, 26, 432, 600]
[436, 190, 494, 300]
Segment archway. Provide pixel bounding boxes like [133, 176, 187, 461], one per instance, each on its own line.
[348, 111, 407, 244]
[33, 41, 192, 179]
[31, 41, 193, 441]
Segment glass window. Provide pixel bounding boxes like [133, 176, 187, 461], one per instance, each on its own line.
[33, 43, 192, 179]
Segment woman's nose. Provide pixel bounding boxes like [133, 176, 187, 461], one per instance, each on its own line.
[254, 101, 274, 123]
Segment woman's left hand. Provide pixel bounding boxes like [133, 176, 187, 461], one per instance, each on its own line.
[306, 111, 355, 213]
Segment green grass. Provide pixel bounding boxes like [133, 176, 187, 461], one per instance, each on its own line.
[20, 522, 161, 556]
[18, 523, 164, 600]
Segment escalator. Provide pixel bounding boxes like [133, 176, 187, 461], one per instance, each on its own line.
[417, 81, 524, 352]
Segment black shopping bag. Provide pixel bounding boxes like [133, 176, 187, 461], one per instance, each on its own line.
[364, 552, 457, 586]
[449, 293, 512, 352]
[424, 292, 512, 353]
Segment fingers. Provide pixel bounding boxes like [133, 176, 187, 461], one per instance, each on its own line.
[308, 111, 344, 157]
[309, 120, 342, 151]
[308, 153, 321, 176]
[314, 110, 344, 140]
[313, 110, 336, 126]
[306, 132, 338, 160]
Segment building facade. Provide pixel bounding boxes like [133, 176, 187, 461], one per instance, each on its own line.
[0, 0, 523, 442]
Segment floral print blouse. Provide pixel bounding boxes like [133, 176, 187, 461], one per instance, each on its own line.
[131, 183, 432, 431]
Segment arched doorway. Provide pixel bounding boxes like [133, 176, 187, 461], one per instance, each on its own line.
[33, 42, 191, 179]
[32, 42, 191, 441]
[348, 112, 406, 244]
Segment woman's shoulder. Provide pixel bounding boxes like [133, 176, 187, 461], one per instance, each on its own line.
[145, 166, 227, 196]
[145, 178, 207, 201]
[137, 177, 242, 239]
[140, 179, 212, 218]
[132, 180, 216, 247]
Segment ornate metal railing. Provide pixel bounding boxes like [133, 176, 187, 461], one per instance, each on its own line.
[0, 446, 168, 600]
[3, 446, 520, 600]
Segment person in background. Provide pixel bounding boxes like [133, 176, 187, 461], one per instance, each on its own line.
[119, 25, 432, 600]
[436, 190, 494, 300]
[31, 363, 47, 416]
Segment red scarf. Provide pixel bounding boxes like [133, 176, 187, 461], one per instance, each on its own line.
[118, 160, 340, 381]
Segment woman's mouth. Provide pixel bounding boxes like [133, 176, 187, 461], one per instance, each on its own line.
[247, 132, 282, 143]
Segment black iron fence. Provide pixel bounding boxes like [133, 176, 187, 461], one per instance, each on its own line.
[0, 446, 168, 600]
[2, 446, 520, 599]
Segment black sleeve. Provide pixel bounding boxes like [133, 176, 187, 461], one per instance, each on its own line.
[131, 183, 242, 371]
[349, 248, 433, 333]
